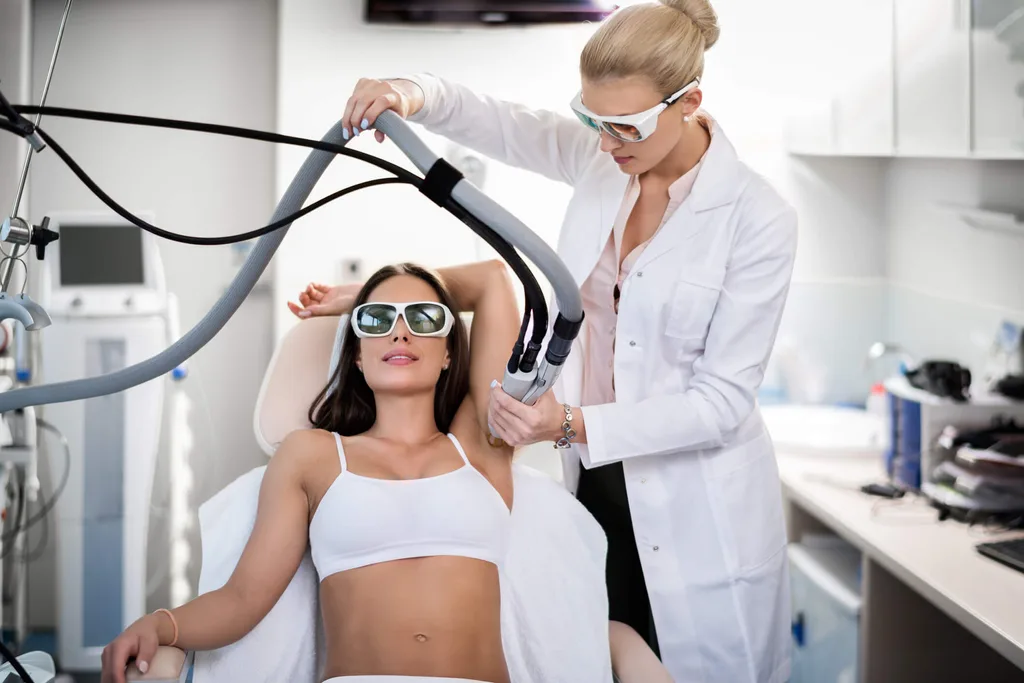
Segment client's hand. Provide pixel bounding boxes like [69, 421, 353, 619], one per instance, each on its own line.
[342, 77, 425, 143]
[101, 613, 164, 683]
[287, 282, 361, 319]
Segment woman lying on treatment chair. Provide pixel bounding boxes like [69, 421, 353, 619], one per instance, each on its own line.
[102, 260, 669, 683]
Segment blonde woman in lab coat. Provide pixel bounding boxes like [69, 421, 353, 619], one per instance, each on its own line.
[304, 0, 797, 680]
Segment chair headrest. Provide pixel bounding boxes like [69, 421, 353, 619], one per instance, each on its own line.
[253, 314, 348, 455]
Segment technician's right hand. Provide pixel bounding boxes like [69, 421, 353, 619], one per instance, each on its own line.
[342, 77, 425, 142]
[101, 614, 161, 683]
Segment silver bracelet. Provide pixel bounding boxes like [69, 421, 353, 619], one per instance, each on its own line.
[554, 403, 577, 449]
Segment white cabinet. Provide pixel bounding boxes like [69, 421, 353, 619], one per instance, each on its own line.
[835, 0, 895, 155]
[895, 0, 972, 156]
[971, 0, 1024, 156]
[783, 0, 895, 156]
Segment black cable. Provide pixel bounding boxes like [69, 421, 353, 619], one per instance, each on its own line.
[13, 104, 418, 182]
[1, 99, 548, 364]
[33, 125, 416, 246]
[0, 638, 33, 683]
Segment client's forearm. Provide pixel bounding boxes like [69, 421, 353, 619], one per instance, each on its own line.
[155, 585, 262, 651]
[436, 260, 508, 313]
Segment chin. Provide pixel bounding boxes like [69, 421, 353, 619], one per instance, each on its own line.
[366, 368, 439, 394]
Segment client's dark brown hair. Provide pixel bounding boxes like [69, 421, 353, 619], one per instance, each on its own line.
[308, 263, 470, 436]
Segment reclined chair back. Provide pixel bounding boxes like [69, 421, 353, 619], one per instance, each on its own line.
[253, 315, 345, 455]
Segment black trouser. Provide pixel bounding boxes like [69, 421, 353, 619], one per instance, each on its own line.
[576, 461, 660, 658]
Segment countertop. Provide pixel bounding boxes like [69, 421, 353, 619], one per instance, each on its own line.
[777, 452, 1024, 670]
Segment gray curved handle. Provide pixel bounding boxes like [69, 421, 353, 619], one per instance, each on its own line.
[0, 294, 34, 329]
[373, 110, 583, 322]
[16, 293, 51, 330]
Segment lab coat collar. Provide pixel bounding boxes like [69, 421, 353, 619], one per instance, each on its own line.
[587, 114, 742, 284]
[688, 112, 742, 213]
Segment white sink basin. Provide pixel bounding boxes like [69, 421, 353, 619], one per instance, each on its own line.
[761, 404, 886, 458]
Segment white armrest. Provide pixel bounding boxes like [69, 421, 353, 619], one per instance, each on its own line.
[609, 621, 673, 683]
[125, 646, 190, 683]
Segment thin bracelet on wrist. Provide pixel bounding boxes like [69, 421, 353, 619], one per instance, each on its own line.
[554, 404, 577, 449]
[154, 608, 178, 647]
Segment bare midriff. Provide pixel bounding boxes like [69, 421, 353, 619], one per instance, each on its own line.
[319, 556, 509, 683]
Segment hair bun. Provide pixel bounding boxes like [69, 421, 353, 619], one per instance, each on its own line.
[660, 0, 720, 50]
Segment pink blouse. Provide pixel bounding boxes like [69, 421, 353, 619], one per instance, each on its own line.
[579, 158, 705, 409]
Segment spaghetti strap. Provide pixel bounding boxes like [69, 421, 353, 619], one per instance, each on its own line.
[333, 432, 347, 472]
[446, 433, 471, 466]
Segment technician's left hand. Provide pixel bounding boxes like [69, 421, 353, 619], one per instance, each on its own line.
[488, 383, 564, 447]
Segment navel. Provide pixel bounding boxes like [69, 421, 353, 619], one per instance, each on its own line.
[414, 633, 430, 643]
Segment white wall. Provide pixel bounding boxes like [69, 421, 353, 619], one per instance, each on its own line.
[885, 159, 1024, 381]
[27, 0, 278, 627]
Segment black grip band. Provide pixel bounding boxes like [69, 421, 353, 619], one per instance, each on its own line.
[420, 158, 464, 207]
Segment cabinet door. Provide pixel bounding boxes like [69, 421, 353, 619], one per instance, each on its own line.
[895, 0, 972, 156]
[836, 0, 895, 154]
[972, 0, 1024, 156]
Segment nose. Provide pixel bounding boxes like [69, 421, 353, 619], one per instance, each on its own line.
[599, 130, 620, 154]
[392, 315, 411, 342]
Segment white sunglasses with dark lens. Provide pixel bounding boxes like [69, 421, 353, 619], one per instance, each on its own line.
[351, 301, 454, 338]
[569, 78, 700, 143]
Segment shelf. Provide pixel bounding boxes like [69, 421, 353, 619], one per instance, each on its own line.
[788, 149, 1024, 161]
[935, 203, 1024, 237]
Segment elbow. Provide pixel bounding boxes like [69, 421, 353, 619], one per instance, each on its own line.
[692, 378, 757, 442]
[219, 582, 264, 641]
[485, 259, 515, 293]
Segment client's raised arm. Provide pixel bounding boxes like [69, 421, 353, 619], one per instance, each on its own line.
[101, 430, 317, 683]
[436, 260, 521, 433]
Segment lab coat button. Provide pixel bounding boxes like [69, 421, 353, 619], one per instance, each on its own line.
[653, 546, 660, 552]
[629, 340, 636, 347]
[641, 478, 647, 484]
[637, 271, 643, 277]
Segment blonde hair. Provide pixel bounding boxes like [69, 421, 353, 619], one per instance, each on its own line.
[580, 0, 720, 97]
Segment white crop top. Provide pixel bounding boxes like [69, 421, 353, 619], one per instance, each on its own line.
[309, 432, 511, 581]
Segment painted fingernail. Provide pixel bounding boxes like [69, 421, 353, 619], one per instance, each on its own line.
[342, 128, 350, 140]
[138, 661, 149, 674]
[490, 379, 499, 388]
[361, 118, 369, 129]
[299, 311, 311, 318]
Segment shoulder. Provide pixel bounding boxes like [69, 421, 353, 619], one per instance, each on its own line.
[270, 429, 339, 479]
[730, 165, 798, 256]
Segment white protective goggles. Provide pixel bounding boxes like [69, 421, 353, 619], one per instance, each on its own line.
[569, 79, 700, 142]
[351, 301, 455, 338]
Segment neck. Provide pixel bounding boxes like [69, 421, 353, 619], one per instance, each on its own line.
[366, 392, 440, 445]
[645, 116, 711, 184]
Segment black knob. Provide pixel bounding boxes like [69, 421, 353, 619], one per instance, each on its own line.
[31, 217, 59, 260]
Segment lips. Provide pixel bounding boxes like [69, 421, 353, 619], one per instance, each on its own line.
[382, 348, 419, 364]
[613, 156, 632, 165]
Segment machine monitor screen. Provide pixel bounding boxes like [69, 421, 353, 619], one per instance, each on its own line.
[59, 224, 145, 286]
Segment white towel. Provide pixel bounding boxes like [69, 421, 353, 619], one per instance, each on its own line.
[191, 462, 612, 683]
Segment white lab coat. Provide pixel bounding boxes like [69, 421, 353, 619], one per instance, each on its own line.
[404, 73, 796, 683]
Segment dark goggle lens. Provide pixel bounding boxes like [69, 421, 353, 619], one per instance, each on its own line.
[405, 303, 446, 334]
[357, 304, 397, 335]
[607, 122, 642, 141]
[573, 110, 600, 131]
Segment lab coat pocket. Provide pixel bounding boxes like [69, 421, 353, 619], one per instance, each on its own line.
[704, 434, 787, 574]
[664, 270, 722, 346]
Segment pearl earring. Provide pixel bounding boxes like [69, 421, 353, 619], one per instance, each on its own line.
[683, 115, 692, 123]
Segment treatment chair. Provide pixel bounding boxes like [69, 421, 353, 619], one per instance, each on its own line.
[125, 315, 671, 683]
